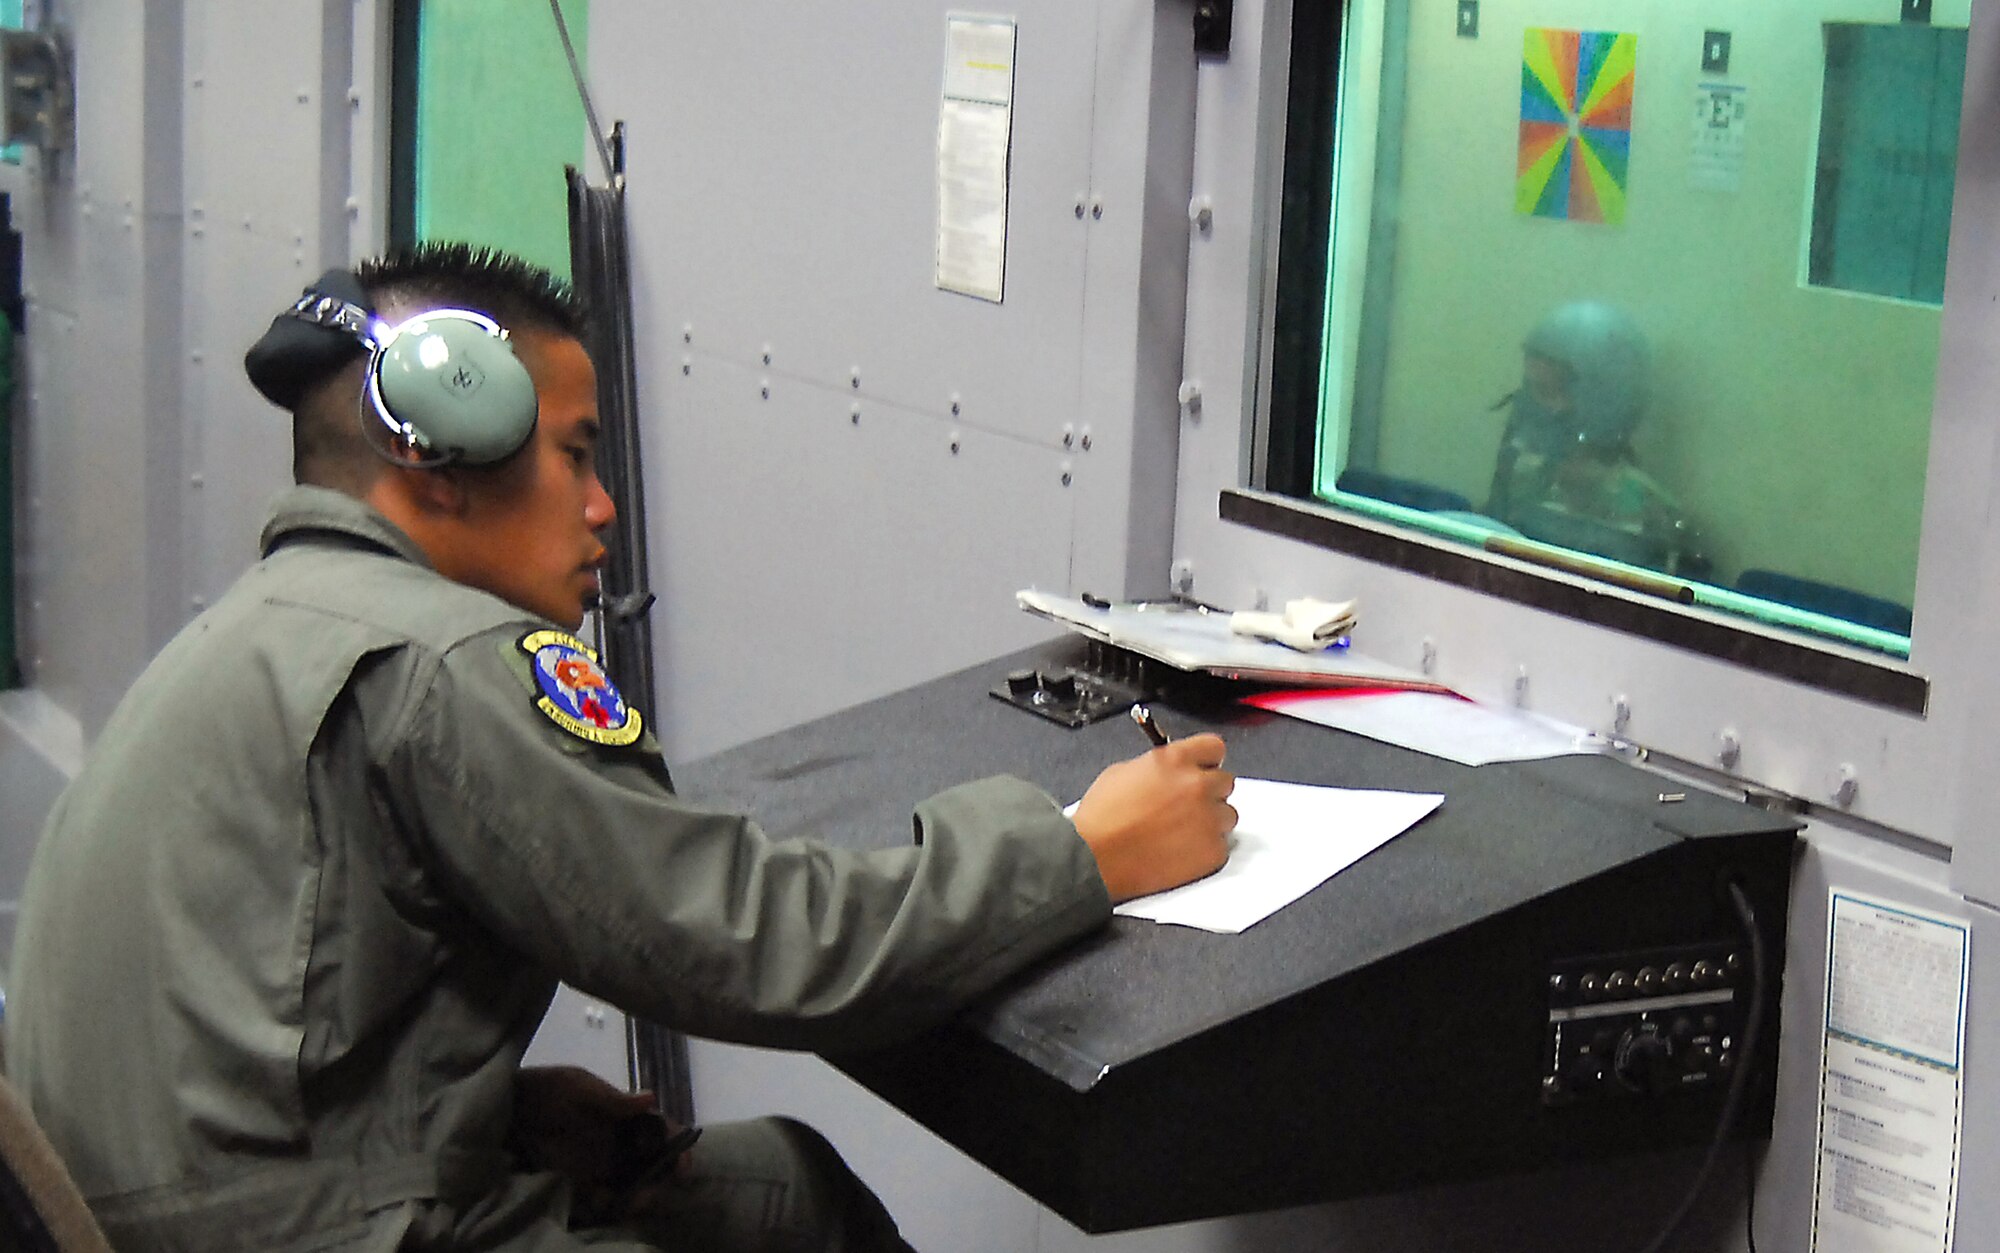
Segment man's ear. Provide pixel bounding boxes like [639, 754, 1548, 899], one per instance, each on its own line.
[391, 461, 470, 517]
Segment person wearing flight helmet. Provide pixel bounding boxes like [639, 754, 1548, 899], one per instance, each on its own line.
[1486, 301, 1706, 576]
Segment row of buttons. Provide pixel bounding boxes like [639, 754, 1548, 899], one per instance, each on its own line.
[1554, 954, 1741, 1001]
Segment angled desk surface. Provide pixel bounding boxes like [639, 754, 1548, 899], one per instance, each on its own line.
[676, 641, 1798, 1232]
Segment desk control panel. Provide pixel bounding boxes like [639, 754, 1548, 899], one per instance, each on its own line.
[987, 641, 1177, 727]
[680, 642, 1800, 1231]
[1543, 942, 1745, 1105]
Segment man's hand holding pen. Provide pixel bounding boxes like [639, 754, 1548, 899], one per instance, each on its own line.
[1070, 705, 1238, 903]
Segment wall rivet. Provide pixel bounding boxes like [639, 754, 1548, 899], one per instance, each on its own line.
[1718, 728, 1742, 769]
[1612, 694, 1632, 735]
[1421, 638, 1439, 676]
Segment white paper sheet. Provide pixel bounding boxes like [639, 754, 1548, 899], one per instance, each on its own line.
[1810, 892, 1968, 1253]
[1016, 589, 1448, 691]
[935, 16, 1016, 302]
[1249, 689, 1591, 767]
[1071, 778, 1443, 934]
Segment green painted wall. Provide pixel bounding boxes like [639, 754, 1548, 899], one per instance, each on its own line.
[414, 0, 590, 276]
[1334, 0, 1963, 607]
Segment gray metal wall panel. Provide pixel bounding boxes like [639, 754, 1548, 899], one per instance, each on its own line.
[1755, 827, 1986, 1253]
[15, 0, 163, 737]
[182, 225, 312, 601]
[600, 0, 1095, 452]
[1936, 4, 2000, 907]
[1071, 0, 1195, 600]
[183, 1, 345, 601]
[649, 357, 1070, 762]
[1, 0, 369, 934]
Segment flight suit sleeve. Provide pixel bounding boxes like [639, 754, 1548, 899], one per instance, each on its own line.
[384, 627, 1113, 1055]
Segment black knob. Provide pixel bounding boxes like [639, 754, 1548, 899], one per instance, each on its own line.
[1006, 669, 1038, 697]
[1614, 1024, 1677, 1095]
[1041, 671, 1079, 702]
[1579, 973, 1602, 1000]
[1636, 966, 1661, 994]
[1692, 960, 1716, 987]
[1606, 970, 1632, 997]
[1664, 962, 1689, 991]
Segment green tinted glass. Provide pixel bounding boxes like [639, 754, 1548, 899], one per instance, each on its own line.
[410, 0, 590, 277]
[1268, 0, 1966, 657]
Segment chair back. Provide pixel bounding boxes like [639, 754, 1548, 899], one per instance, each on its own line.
[0, 1075, 111, 1253]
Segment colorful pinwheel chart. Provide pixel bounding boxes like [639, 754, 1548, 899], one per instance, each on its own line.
[1518, 29, 1635, 225]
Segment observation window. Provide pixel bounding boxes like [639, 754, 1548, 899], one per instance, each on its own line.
[1261, 0, 1969, 668]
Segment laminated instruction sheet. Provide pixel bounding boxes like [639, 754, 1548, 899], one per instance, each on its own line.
[1809, 892, 1968, 1253]
[935, 15, 1017, 302]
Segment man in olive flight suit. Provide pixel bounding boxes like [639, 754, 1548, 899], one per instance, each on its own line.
[5, 244, 1238, 1251]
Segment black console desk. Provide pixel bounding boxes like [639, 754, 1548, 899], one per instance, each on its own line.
[674, 641, 1799, 1233]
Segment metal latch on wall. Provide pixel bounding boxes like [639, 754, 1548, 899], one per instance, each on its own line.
[1194, 0, 1233, 55]
[0, 27, 72, 154]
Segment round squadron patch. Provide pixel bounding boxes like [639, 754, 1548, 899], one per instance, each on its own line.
[518, 630, 645, 747]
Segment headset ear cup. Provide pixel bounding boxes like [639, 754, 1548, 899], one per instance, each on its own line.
[374, 314, 539, 465]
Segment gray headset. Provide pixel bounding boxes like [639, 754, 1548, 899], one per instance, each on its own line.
[285, 292, 540, 466]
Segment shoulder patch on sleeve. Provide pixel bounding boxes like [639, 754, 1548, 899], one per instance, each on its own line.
[516, 629, 645, 747]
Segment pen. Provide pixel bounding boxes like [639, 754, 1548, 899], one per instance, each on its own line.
[1130, 703, 1170, 747]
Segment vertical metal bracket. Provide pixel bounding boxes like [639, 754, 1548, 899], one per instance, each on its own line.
[0, 27, 71, 153]
[1194, 0, 1234, 56]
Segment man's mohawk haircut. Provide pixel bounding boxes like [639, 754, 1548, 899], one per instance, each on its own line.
[357, 241, 587, 339]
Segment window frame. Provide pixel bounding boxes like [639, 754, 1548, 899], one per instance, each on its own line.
[1169, 0, 1998, 853]
[1247, 0, 1940, 703]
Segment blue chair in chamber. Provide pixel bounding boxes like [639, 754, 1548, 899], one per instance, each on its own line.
[1335, 467, 1473, 514]
[1734, 569, 1912, 636]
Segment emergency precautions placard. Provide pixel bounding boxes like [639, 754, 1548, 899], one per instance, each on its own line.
[935, 15, 1017, 303]
[1809, 892, 1968, 1253]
